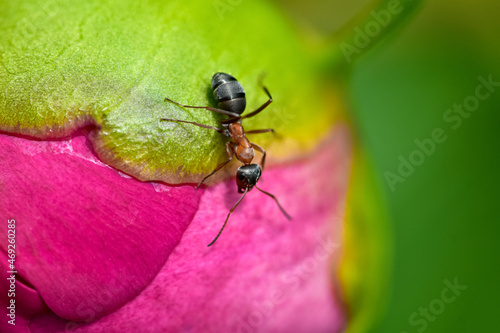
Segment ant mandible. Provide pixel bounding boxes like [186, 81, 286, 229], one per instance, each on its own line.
[161, 72, 291, 247]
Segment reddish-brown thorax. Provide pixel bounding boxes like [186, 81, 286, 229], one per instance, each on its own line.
[228, 122, 254, 165]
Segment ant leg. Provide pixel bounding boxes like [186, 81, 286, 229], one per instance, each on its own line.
[160, 118, 223, 133]
[255, 185, 292, 220]
[196, 142, 235, 189]
[251, 143, 266, 171]
[244, 86, 273, 119]
[245, 128, 274, 135]
[164, 97, 240, 118]
[207, 187, 249, 247]
[221, 86, 273, 124]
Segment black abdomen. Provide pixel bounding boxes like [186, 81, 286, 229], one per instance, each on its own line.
[212, 72, 246, 114]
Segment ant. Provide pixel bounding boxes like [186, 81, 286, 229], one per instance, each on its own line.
[161, 72, 291, 246]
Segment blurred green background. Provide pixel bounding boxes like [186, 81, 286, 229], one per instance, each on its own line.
[350, 0, 500, 333]
[281, 0, 500, 332]
[349, 1, 500, 332]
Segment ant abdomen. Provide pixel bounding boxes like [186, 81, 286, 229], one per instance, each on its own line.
[211, 72, 246, 114]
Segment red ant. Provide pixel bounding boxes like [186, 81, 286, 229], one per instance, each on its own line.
[161, 72, 291, 246]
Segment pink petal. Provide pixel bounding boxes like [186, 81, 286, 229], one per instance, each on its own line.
[0, 130, 201, 322]
[0, 125, 351, 332]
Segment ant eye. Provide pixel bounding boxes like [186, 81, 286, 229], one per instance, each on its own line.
[238, 173, 245, 181]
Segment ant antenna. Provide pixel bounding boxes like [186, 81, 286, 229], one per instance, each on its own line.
[258, 72, 267, 87]
[255, 185, 292, 220]
[207, 188, 249, 247]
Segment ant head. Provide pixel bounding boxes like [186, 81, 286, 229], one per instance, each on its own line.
[236, 164, 261, 193]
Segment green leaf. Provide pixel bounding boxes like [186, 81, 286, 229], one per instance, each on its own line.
[0, 0, 341, 183]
